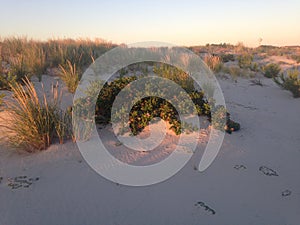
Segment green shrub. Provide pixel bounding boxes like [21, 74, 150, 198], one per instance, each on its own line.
[95, 72, 208, 135]
[129, 97, 181, 135]
[250, 62, 259, 72]
[274, 69, 300, 98]
[263, 63, 281, 78]
[237, 53, 253, 69]
[96, 76, 137, 123]
[153, 63, 195, 92]
[225, 66, 241, 78]
[73, 80, 103, 141]
[220, 54, 235, 63]
[0, 72, 17, 90]
[209, 105, 240, 134]
[94, 65, 240, 135]
[127, 90, 211, 135]
[226, 119, 241, 133]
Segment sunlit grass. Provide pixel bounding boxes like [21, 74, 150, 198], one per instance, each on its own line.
[203, 55, 223, 73]
[1, 77, 71, 152]
[59, 60, 79, 93]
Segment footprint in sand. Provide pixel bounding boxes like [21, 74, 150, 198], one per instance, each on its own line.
[7, 176, 39, 189]
[259, 166, 279, 176]
[234, 165, 291, 198]
[194, 201, 216, 215]
[281, 189, 292, 197]
[234, 164, 247, 170]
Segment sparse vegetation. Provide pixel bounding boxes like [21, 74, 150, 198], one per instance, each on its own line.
[222, 66, 255, 81]
[203, 55, 223, 73]
[250, 79, 263, 86]
[220, 54, 235, 63]
[73, 80, 103, 141]
[250, 62, 259, 72]
[237, 53, 253, 69]
[263, 63, 281, 78]
[0, 38, 47, 83]
[291, 54, 300, 63]
[0, 37, 115, 89]
[223, 66, 241, 81]
[153, 63, 195, 92]
[274, 69, 300, 97]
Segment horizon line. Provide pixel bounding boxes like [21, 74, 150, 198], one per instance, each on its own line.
[0, 35, 299, 48]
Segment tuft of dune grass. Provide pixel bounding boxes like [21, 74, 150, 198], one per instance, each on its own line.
[1, 77, 72, 152]
[58, 60, 79, 94]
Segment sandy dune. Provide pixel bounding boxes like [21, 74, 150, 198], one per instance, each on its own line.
[0, 76, 300, 225]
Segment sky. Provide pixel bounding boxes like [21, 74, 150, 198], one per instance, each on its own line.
[0, 0, 299, 47]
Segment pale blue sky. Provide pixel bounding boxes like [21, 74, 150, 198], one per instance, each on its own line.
[1, 0, 299, 46]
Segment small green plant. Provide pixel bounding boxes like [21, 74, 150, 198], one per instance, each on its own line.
[220, 54, 235, 63]
[274, 69, 300, 98]
[0, 72, 17, 90]
[250, 62, 259, 72]
[59, 60, 80, 93]
[73, 81, 104, 141]
[96, 76, 136, 123]
[223, 66, 241, 81]
[209, 105, 240, 133]
[237, 53, 253, 69]
[55, 107, 73, 144]
[0, 93, 5, 106]
[263, 63, 281, 78]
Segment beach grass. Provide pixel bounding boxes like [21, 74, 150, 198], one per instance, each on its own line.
[1, 77, 72, 152]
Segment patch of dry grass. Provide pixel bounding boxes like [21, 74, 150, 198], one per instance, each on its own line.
[0, 77, 72, 152]
[59, 60, 79, 93]
[203, 55, 223, 73]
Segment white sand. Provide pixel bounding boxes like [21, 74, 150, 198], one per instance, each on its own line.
[0, 75, 300, 225]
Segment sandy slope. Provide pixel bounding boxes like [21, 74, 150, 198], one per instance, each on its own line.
[0, 76, 300, 225]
